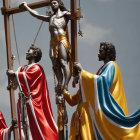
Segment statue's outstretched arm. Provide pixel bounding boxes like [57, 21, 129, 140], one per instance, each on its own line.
[62, 89, 81, 106]
[19, 2, 50, 22]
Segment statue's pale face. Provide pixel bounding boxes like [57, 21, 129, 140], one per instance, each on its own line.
[51, 1, 59, 11]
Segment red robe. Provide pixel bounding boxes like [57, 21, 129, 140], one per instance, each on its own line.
[0, 111, 9, 140]
[16, 63, 58, 140]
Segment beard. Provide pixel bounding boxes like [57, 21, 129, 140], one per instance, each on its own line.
[98, 54, 106, 61]
[26, 55, 33, 60]
[52, 7, 57, 12]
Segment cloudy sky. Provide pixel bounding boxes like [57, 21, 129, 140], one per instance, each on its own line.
[0, 0, 140, 138]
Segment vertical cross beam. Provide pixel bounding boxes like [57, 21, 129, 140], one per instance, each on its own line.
[71, 0, 78, 63]
[2, 0, 18, 140]
[1, 1, 51, 140]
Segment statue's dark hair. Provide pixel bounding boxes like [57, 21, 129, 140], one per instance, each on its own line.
[29, 45, 42, 63]
[100, 42, 116, 61]
[51, 0, 67, 11]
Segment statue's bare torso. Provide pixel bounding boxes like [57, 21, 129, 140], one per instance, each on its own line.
[49, 12, 68, 38]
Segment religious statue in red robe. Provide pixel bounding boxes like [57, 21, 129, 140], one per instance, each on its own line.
[7, 46, 58, 140]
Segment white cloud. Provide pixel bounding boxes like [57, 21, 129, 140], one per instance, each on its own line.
[79, 19, 111, 46]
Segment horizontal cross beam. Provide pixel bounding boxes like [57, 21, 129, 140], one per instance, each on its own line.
[1, 0, 51, 15]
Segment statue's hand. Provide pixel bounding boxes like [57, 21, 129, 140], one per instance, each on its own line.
[10, 119, 18, 131]
[19, 2, 27, 8]
[73, 62, 82, 73]
[72, 62, 82, 88]
[56, 94, 64, 104]
[6, 70, 15, 77]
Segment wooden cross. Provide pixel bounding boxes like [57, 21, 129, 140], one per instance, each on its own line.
[1, 0, 78, 139]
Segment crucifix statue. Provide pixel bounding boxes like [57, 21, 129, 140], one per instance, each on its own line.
[20, 0, 71, 91]
[1, 0, 79, 139]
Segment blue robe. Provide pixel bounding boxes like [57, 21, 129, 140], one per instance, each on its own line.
[80, 61, 140, 140]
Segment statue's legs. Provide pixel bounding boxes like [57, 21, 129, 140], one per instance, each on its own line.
[58, 42, 71, 90]
[50, 47, 63, 88]
[50, 43, 69, 140]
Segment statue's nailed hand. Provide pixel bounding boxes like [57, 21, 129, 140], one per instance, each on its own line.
[19, 2, 27, 8]
[19, 2, 39, 15]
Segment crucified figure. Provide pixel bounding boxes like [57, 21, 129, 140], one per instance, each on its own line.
[20, 0, 74, 91]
